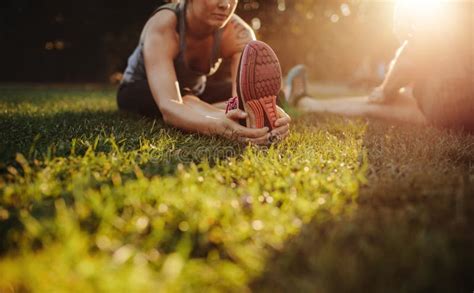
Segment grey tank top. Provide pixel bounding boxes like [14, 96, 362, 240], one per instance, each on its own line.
[122, 1, 224, 96]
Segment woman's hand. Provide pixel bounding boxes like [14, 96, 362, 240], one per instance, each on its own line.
[269, 106, 291, 142]
[214, 109, 271, 145]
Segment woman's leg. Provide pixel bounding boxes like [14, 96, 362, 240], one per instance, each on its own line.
[200, 80, 233, 108]
[293, 39, 427, 125]
[297, 88, 427, 125]
[117, 80, 162, 118]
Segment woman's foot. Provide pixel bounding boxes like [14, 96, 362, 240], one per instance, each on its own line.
[237, 40, 282, 130]
[284, 64, 308, 106]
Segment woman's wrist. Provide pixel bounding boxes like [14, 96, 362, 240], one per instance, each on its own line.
[201, 113, 225, 136]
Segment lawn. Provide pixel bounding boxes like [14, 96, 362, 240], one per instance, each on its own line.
[0, 84, 473, 292]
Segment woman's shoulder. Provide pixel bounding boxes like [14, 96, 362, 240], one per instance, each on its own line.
[145, 9, 178, 35]
[140, 9, 180, 58]
[221, 14, 256, 58]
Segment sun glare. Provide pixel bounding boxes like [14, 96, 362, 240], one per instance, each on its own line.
[394, 0, 443, 34]
[396, 0, 442, 21]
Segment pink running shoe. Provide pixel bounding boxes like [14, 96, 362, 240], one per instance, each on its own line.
[237, 40, 282, 130]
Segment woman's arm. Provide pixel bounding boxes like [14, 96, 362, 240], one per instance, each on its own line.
[143, 12, 270, 143]
[369, 41, 415, 103]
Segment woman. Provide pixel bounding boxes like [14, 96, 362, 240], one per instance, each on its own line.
[117, 0, 291, 144]
[285, 1, 473, 132]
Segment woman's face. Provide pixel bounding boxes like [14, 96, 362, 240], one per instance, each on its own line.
[190, 0, 238, 28]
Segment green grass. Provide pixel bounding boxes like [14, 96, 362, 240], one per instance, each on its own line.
[0, 85, 473, 292]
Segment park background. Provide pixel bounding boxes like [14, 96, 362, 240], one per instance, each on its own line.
[1, 1, 474, 292]
[1, 0, 397, 84]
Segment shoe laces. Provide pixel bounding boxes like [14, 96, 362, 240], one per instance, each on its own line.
[225, 96, 239, 114]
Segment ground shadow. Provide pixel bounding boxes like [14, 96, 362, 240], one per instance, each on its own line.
[0, 109, 245, 177]
[251, 120, 474, 292]
[1, 110, 146, 161]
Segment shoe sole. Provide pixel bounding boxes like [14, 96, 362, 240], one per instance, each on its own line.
[237, 41, 282, 130]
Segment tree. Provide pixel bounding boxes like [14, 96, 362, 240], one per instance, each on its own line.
[0, 0, 399, 82]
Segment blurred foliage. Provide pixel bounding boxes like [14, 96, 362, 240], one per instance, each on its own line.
[1, 0, 398, 82]
[239, 0, 398, 80]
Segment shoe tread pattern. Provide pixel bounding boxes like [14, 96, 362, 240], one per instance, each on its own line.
[239, 41, 282, 129]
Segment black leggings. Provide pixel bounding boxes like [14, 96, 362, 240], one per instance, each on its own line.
[117, 80, 232, 118]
